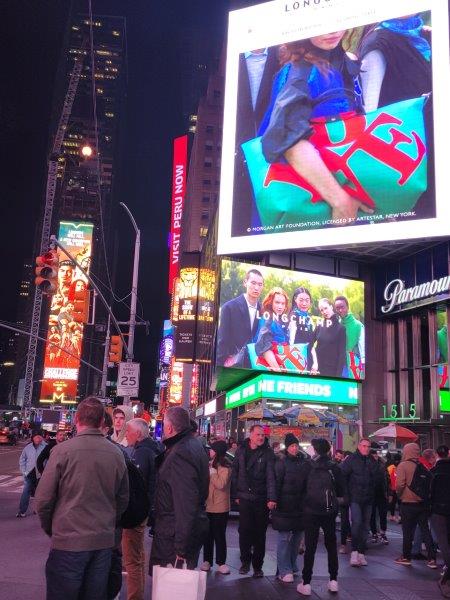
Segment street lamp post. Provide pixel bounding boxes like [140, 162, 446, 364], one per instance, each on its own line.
[120, 202, 141, 406]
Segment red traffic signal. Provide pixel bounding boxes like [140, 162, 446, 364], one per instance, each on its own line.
[35, 250, 59, 294]
[109, 335, 123, 364]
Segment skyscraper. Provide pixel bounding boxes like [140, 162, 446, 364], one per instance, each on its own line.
[20, 6, 127, 406]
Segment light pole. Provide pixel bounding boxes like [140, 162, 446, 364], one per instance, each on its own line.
[120, 202, 141, 405]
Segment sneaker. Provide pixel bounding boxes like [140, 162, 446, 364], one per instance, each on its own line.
[16, 512, 26, 518]
[358, 553, 368, 566]
[239, 563, 250, 575]
[253, 569, 264, 578]
[427, 559, 438, 569]
[379, 533, 389, 545]
[278, 573, 294, 583]
[350, 551, 360, 566]
[328, 580, 339, 593]
[297, 582, 312, 596]
[200, 561, 211, 572]
[395, 556, 412, 566]
[217, 564, 230, 575]
[371, 533, 378, 543]
[298, 542, 305, 555]
[338, 544, 347, 554]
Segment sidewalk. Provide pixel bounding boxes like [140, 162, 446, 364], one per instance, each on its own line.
[0, 487, 442, 599]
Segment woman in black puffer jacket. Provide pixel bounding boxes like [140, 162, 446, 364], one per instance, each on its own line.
[272, 433, 306, 583]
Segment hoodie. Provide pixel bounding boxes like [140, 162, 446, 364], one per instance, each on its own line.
[396, 443, 422, 503]
[110, 405, 134, 447]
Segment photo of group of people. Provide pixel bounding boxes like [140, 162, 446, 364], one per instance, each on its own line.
[217, 260, 365, 381]
[41, 222, 93, 403]
[215, 0, 450, 256]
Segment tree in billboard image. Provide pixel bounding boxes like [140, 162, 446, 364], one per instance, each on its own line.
[217, 260, 364, 380]
[233, 12, 433, 236]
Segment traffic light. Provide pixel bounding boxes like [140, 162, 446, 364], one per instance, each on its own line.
[35, 250, 59, 294]
[109, 335, 123, 364]
[72, 289, 90, 323]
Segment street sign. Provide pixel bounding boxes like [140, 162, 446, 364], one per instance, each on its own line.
[117, 362, 140, 397]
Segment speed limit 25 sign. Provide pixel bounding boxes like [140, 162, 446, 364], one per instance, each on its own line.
[117, 362, 140, 397]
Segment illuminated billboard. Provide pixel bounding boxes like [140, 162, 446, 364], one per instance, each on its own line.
[40, 221, 93, 404]
[217, 259, 365, 380]
[217, 0, 450, 255]
[168, 136, 188, 293]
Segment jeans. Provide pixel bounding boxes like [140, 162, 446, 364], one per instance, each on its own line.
[388, 491, 398, 516]
[339, 505, 351, 546]
[302, 514, 338, 585]
[238, 499, 269, 570]
[276, 530, 302, 577]
[350, 502, 372, 553]
[46, 548, 112, 600]
[19, 476, 36, 514]
[204, 512, 229, 566]
[370, 497, 388, 534]
[122, 519, 147, 600]
[412, 516, 438, 555]
[107, 545, 122, 600]
[400, 503, 436, 561]
[431, 514, 450, 575]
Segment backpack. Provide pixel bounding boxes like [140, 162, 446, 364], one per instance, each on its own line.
[407, 460, 432, 501]
[119, 455, 150, 529]
[305, 461, 338, 515]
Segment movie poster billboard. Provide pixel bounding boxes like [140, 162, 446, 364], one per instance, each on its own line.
[195, 267, 216, 363]
[217, 0, 450, 255]
[217, 259, 365, 381]
[174, 261, 200, 362]
[39, 221, 93, 404]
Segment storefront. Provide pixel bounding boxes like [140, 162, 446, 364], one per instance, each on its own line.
[224, 373, 361, 451]
[374, 242, 450, 447]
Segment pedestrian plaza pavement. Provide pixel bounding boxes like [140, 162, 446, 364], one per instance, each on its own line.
[0, 487, 443, 600]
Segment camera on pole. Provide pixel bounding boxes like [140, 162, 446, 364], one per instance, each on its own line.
[35, 250, 59, 294]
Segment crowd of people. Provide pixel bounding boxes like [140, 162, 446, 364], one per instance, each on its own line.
[14, 401, 450, 599]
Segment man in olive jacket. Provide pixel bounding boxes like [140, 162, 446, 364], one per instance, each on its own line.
[231, 424, 276, 577]
[35, 397, 129, 600]
[149, 406, 209, 572]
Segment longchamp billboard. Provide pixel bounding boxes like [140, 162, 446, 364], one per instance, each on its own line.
[217, 259, 365, 381]
[217, 0, 450, 254]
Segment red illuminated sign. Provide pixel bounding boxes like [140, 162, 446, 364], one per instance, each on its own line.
[168, 136, 188, 293]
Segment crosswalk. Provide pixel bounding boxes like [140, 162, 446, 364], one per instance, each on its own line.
[0, 473, 24, 493]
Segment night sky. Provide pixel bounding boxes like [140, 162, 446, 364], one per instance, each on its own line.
[1, 0, 230, 401]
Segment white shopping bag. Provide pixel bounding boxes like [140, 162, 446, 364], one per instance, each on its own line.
[152, 562, 207, 600]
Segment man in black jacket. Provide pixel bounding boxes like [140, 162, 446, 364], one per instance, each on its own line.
[149, 406, 209, 572]
[216, 269, 264, 367]
[297, 438, 344, 596]
[231, 424, 276, 577]
[431, 445, 450, 597]
[341, 438, 379, 567]
[36, 430, 66, 475]
[123, 418, 156, 600]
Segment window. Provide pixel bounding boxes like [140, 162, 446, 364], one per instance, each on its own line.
[200, 227, 208, 238]
[204, 159, 212, 168]
[202, 196, 209, 204]
[206, 125, 214, 134]
[201, 211, 209, 221]
[203, 179, 211, 186]
[213, 90, 221, 99]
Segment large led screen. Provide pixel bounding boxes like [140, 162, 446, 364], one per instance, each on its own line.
[40, 221, 93, 404]
[217, 0, 450, 255]
[217, 259, 365, 381]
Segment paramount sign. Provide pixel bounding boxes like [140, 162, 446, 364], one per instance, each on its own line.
[382, 276, 450, 314]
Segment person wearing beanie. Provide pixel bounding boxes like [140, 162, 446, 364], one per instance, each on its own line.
[297, 438, 345, 596]
[201, 440, 232, 574]
[17, 429, 47, 517]
[272, 433, 305, 583]
[394, 442, 437, 568]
